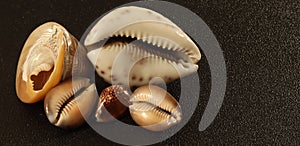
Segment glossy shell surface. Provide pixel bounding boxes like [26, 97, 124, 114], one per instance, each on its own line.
[44, 77, 97, 129]
[129, 85, 182, 131]
[95, 85, 130, 122]
[16, 22, 90, 103]
[85, 6, 201, 87]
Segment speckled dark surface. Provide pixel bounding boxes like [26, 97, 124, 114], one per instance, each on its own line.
[0, 0, 299, 145]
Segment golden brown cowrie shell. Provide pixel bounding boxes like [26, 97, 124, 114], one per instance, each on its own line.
[16, 22, 90, 103]
[44, 77, 97, 129]
[129, 85, 182, 131]
[95, 85, 130, 122]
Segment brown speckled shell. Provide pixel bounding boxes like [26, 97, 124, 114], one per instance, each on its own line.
[95, 85, 130, 122]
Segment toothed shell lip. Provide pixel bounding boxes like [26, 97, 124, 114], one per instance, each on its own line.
[84, 6, 201, 63]
[129, 85, 182, 131]
[129, 90, 182, 122]
[44, 77, 97, 129]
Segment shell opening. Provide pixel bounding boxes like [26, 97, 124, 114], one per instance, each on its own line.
[87, 36, 193, 66]
[55, 85, 87, 124]
[30, 67, 54, 90]
[131, 100, 180, 121]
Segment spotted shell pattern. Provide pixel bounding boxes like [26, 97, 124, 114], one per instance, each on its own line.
[85, 6, 201, 87]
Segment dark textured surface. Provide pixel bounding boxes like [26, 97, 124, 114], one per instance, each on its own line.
[0, 0, 299, 145]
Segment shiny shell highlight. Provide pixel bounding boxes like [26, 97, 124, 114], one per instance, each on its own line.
[44, 77, 97, 129]
[16, 22, 90, 103]
[84, 6, 201, 87]
[129, 85, 182, 131]
[95, 85, 130, 122]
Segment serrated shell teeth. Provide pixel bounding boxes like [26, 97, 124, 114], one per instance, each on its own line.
[85, 6, 201, 87]
[129, 85, 182, 131]
[150, 37, 157, 46]
[118, 31, 124, 37]
[130, 31, 137, 38]
[142, 37, 147, 42]
[44, 77, 97, 129]
[136, 32, 142, 40]
[146, 36, 152, 44]
[162, 40, 168, 49]
[125, 31, 130, 37]
[157, 39, 162, 47]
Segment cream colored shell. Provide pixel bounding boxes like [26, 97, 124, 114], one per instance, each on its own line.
[85, 6, 201, 87]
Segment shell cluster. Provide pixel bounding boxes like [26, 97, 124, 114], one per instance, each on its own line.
[16, 22, 97, 129]
[15, 6, 200, 131]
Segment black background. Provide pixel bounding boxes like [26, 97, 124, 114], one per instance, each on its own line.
[0, 0, 299, 145]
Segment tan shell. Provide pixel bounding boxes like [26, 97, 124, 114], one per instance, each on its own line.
[44, 77, 97, 129]
[16, 22, 90, 103]
[129, 85, 182, 131]
[95, 85, 130, 122]
[85, 6, 201, 87]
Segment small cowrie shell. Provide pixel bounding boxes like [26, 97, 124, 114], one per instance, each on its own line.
[44, 77, 97, 129]
[95, 85, 130, 122]
[129, 85, 182, 131]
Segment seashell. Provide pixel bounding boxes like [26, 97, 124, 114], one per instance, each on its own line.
[129, 85, 182, 131]
[84, 6, 201, 87]
[16, 22, 91, 103]
[95, 85, 130, 122]
[44, 77, 97, 129]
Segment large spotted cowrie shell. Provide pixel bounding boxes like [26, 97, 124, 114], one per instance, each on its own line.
[84, 6, 201, 87]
